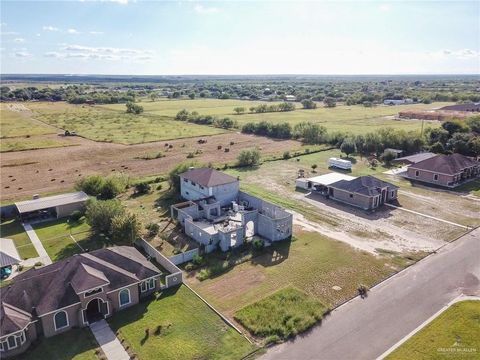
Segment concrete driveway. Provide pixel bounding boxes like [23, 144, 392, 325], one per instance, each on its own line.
[261, 228, 480, 360]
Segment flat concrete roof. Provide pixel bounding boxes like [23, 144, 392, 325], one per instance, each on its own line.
[307, 172, 357, 186]
[15, 191, 89, 214]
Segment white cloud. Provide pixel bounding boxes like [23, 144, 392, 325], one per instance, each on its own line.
[13, 38, 25, 43]
[67, 28, 81, 34]
[44, 51, 62, 58]
[43, 25, 60, 32]
[45, 44, 154, 62]
[194, 4, 220, 14]
[36, 33, 41, 37]
[379, 4, 390, 12]
[14, 51, 31, 58]
[79, 0, 131, 4]
[63, 44, 153, 55]
[0, 31, 19, 36]
[89, 31, 104, 35]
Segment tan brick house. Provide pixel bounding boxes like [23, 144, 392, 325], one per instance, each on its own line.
[405, 154, 479, 188]
[0, 247, 161, 358]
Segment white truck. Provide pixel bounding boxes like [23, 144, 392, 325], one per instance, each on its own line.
[328, 157, 352, 170]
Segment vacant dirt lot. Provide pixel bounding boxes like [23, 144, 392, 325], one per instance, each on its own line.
[1, 133, 304, 201]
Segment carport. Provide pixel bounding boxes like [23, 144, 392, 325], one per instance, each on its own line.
[15, 191, 89, 222]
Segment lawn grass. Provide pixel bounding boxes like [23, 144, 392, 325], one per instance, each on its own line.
[32, 217, 105, 261]
[15, 328, 100, 360]
[1, 136, 74, 152]
[234, 287, 327, 341]
[454, 178, 480, 197]
[0, 219, 38, 259]
[191, 230, 397, 317]
[387, 300, 480, 360]
[27, 101, 227, 144]
[0, 103, 55, 138]
[103, 99, 449, 134]
[108, 285, 256, 360]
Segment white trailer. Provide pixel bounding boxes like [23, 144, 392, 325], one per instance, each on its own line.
[328, 157, 352, 170]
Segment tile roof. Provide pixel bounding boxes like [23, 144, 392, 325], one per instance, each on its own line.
[0, 247, 160, 336]
[15, 192, 89, 214]
[180, 168, 238, 187]
[409, 154, 479, 174]
[330, 176, 398, 196]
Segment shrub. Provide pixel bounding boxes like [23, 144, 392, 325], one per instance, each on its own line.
[381, 150, 397, 166]
[75, 174, 105, 197]
[192, 254, 204, 266]
[340, 138, 357, 157]
[186, 152, 195, 158]
[237, 148, 261, 167]
[145, 222, 160, 236]
[252, 238, 264, 250]
[283, 151, 291, 159]
[111, 212, 142, 244]
[70, 210, 84, 222]
[85, 199, 125, 235]
[134, 182, 151, 195]
[125, 102, 144, 114]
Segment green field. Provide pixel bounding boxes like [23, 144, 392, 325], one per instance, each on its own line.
[32, 217, 104, 261]
[387, 300, 480, 360]
[16, 328, 100, 360]
[0, 219, 38, 259]
[27, 101, 227, 144]
[103, 99, 449, 134]
[108, 285, 255, 360]
[235, 287, 327, 341]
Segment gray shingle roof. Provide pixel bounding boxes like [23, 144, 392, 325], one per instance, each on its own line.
[15, 192, 89, 214]
[409, 154, 479, 174]
[181, 168, 238, 187]
[393, 152, 436, 164]
[330, 176, 398, 196]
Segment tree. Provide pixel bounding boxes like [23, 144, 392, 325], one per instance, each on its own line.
[340, 138, 357, 157]
[237, 148, 261, 167]
[150, 93, 157, 102]
[188, 93, 195, 100]
[134, 182, 151, 195]
[175, 109, 190, 121]
[85, 199, 125, 235]
[323, 96, 337, 108]
[168, 162, 195, 193]
[381, 150, 397, 166]
[111, 212, 141, 244]
[442, 120, 468, 136]
[430, 141, 445, 154]
[75, 175, 105, 197]
[233, 107, 246, 115]
[301, 99, 317, 109]
[99, 177, 124, 200]
[125, 102, 144, 114]
[467, 116, 480, 133]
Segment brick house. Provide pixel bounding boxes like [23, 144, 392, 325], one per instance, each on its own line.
[0, 247, 161, 358]
[327, 176, 399, 210]
[405, 154, 479, 188]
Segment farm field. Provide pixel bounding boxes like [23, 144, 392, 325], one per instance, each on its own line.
[0, 132, 305, 201]
[103, 99, 450, 134]
[108, 285, 256, 360]
[32, 217, 105, 261]
[15, 328, 101, 360]
[0, 103, 77, 152]
[27, 101, 227, 144]
[0, 219, 39, 259]
[387, 300, 480, 360]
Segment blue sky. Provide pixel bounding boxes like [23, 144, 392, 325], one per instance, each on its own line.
[1, 0, 479, 75]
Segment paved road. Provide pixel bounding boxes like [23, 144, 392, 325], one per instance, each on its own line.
[261, 228, 480, 360]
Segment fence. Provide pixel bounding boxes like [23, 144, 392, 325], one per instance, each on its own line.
[136, 239, 183, 288]
[169, 248, 199, 265]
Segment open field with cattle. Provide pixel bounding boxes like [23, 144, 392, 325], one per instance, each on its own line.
[102, 99, 449, 133]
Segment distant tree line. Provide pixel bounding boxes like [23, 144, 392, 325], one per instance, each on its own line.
[175, 109, 237, 129]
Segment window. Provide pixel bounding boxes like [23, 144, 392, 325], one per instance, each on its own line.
[7, 336, 15, 349]
[191, 182, 196, 186]
[18, 331, 25, 345]
[85, 288, 102, 297]
[119, 289, 131, 307]
[0, 340, 5, 351]
[391, 191, 395, 197]
[415, 170, 419, 177]
[54, 311, 69, 331]
[433, 174, 439, 181]
[200, 185, 204, 190]
[148, 278, 155, 290]
[140, 281, 147, 293]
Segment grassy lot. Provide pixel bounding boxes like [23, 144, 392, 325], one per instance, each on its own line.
[103, 99, 448, 134]
[0, 219, 38, 259]
[27, 101, 227, 144]
[190, 230, 397, 317]
[32, 217, 104, 261]
[387, 300, 480, 360]
[454, 178, 480, 197]
[234, 287, 327, 341]
[1, 135, 74, 152]
[16, 328, 101, 360]
[108, 285, 256, 360]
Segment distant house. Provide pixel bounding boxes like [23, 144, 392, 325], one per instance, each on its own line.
[392, 152, 437, 166]
[327, 176, 399, 210]
[285, 95, 296, 102]
[15, 192, 89, 222]
[172, 168, 292, 252]
[383, 99, 413, 105]
[0, 247, 161, 358]
[405, 154, 479, 188]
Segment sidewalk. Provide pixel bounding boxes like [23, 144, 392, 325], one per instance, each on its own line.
[90, 319, 130, 360]
[22, 223, 52, 265]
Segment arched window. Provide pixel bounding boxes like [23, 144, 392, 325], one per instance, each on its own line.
[119, 289, 130, 307]
[54, 310, 69, 331]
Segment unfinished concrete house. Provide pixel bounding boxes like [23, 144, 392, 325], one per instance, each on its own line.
[171, 168, 293, 252]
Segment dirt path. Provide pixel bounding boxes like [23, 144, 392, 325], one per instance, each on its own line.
[1, 133, 304, 201]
